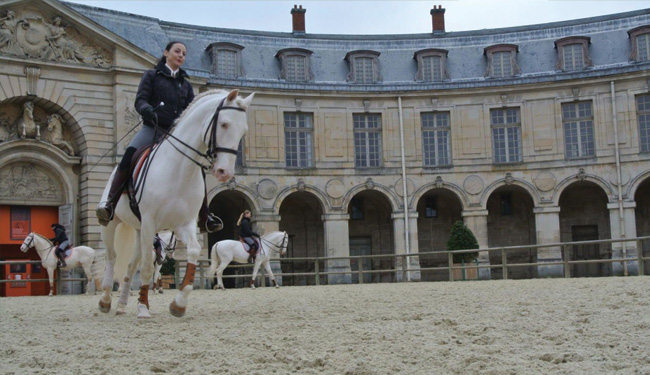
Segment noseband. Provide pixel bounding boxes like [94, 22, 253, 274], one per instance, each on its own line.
[262, 232, 289, 255]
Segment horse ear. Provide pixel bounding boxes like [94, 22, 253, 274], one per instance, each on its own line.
[240, 92, 255, 110]
[227, 89, 239, 102]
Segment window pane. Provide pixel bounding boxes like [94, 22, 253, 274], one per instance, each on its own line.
[638, 95, 650, 152]
[422, 55, 442, 82]
[286, 55, 306, 82]
[217, 50, 237, 78]
[637, 34, 650, 62]
[492, 51, 512, 78]
[422, 112, 451, 166]
[562, 102, 594, 159]
[491, 108, 521, 163]
[563, 44, 584, 71]
[284, 113, 313, 167]
[354, 114, 382, 167]
[355, 57, 374, 83]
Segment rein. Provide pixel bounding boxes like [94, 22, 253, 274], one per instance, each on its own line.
[260, 232, 288, 256]
[30, 233, 56, 263]
[154, 98, 244, 172]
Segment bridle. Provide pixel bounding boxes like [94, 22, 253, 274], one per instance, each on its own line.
[155, 98, 245, 171]
[155, 232, 178, 258]
[261, 232, 289, 256]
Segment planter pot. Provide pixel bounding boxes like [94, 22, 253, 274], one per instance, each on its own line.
[452, 261, 478, 281]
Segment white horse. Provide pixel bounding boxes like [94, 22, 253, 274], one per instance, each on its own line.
[46, 113, 74, 155]
[20, 232, 102, 296]
[208, 231, 288, 290]
[98, 89, 253, 318]
[16, 101, 40, 140]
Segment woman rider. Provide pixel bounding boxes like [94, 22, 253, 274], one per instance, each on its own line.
[96, 41, 221, 233]
[237, 210, 259, 263]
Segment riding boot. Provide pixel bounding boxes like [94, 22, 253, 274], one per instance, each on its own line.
[248, 246, 257, 264]
[96, 168, 130, 226]
[58, 256, 66, 268]
[197, 196, 223, 233]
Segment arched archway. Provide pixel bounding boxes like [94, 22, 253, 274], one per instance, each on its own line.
[347, 190, 394, 283]
[416, 188, 462, 281]
[559, 181, 611, 277]
[487, 185, 536, 279]
[279, 191, 324, 286]
[634, 177, 650, 275]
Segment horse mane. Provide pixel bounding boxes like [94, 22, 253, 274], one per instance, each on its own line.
[33, 232, 53, 245]
[173, 89, 229, 127]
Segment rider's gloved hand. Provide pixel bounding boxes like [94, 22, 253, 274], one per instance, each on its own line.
[141, 106, 156, 124]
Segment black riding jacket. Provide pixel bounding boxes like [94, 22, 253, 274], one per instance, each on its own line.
[50, 224, 68, 244]
[135, 60, 195, 131]
[239, 217, 259, 238]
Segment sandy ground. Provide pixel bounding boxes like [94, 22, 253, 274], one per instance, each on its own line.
[1, 277, 649, 375]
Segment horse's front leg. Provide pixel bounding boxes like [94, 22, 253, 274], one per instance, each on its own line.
[136, 228, 156, 318]
[263, 260, 280, 289]
[99, 222, 119, 313]
[35, 125, 41, 140]
[169, 225, 200, 317]
[116, 233, 142, 316]
[47, 267, 55, 296]
[250, 260, 263, 289]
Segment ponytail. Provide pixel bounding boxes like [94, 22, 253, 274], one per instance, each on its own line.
[237, 210, 251, 226]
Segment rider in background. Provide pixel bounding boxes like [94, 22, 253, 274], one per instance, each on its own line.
[50, 223, 68, 268]
[95, 40, 222, 234]
[237, 210, 259, 263]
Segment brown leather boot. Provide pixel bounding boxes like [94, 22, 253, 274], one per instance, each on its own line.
[248, 245, 257, 264]
[96, 168, 129, 226]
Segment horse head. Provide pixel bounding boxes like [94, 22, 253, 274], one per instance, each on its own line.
[47, 113, 63, 132]
[207, 89, 254, 182]
[20, 232, 35, 252]
[23, 101, 34, 119]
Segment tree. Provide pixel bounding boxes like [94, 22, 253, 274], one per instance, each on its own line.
[446, 220, 479, 263]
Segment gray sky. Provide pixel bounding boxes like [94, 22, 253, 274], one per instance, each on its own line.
[65, 0, 650, 34]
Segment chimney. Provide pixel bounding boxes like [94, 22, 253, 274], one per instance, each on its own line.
[430, 5, 445, 33]
[291, 5, 306, 34]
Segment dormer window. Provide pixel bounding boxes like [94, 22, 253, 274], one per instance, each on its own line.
[554, 36, 592, 71]
[345, 50, 381, 84]
[276, 48, 313, 82]
[206, 42, 244, 79]
[628, 26, 650, 62]
[414, 49, 448, 82]
[484, 44, 519, 78]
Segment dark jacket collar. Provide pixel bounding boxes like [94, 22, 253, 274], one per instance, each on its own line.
[155, 60, 189, 79]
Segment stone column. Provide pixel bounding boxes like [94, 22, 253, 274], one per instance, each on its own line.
[392, 211, 422, 282]
[322, 213, 351, 285]
[462, 209, 490, 280]
[534, 206, 563, 277]
[608, 202, 638, 276]
[255, 213, 282, 285]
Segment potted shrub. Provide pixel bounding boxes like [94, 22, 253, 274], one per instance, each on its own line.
[159, 258, 176, 289]
[447, 220, 479, 280]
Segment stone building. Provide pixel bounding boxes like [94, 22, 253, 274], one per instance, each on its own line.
[1, 0, 649, 288]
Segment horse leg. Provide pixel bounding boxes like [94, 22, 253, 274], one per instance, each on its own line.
[47, 268, 55, 296]
[137, 228, 156, 319]
[250, 260, 263, 289]
[215, 258, 230, 291]
[99, 221, 119, 312]
[116, 238, 142, 316]
[169, 227, 200, 317]
[81, 261, 94, 296]
[263, 260, 280, 289]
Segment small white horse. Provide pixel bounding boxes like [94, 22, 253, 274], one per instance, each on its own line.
[46, 113, 74, 155]
[208, 231, 288, 290]
[98, 89, 253, 318]
[20, 232, 102, 296]
[16, 101, 40, 140]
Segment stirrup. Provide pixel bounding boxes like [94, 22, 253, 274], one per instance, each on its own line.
[96, 202, 114, 226]
[200, 214, 223, 233]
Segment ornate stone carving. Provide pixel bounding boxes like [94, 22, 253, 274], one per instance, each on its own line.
[434, 175, 444, 189]
[394, 177, 415, 198]
[504, 172, 514, 185]
[0, 164, 62, 202]
[463, 175, 484, 195]
[256, 178, 278, 199]
[45, 113, 74, 155]
[226, 177, 237, 190]
[297, 178, 306, 192]
[325, 178, 345, 199]
[15, 101, 40, 139]
[0, 113, 10, 142]
[364, 177, 375, 190]
[24, 66, 40, 95]
[0, 10, 112, 68]
[533, 171, 556, 192]
[576, 168, 586, 181]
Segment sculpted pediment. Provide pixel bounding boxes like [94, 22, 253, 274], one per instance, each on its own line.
[0, 4, 112, 67]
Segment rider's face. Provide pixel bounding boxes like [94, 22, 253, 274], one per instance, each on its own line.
[164, 43, 187, 71]
[245, 212, 252, 218]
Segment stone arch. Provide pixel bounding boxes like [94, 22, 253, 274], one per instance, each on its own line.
[0, 96, 85, 156]
[479, 176, 541, 209]
[410, 181, 468, 210]
[626, 168, 650, 199]
[554, 171, 615, 204]
[272, 183, 329, 214]
[342, 180, 401, 213]
[209, 183, 261, 213]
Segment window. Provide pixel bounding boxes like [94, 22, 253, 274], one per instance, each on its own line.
[353, 113, 382, 168]
[425, 197, 438, 218]
[276, 48, 313, 82]
[236, 139, 244, 167]
[206, 42, 244, 78]
[562, 101, 595, 159]
[10, 206, 30, 240]
[555, 37, 592, 71]
[414, 49, 448, 82]
[484, 44, 519, 78]
[500, 193, 513, 216]
[421, 112, 451, 167]
[637, 94, 650, 152]
[628, 26, 650, 62]
[284, 112, 313, 168]
[491, 108, 522, 164]
[345, 50, 381, 84]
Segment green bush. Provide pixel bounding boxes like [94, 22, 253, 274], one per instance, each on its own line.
[446, 220, 479, 263]
[160, 258, 176, 275]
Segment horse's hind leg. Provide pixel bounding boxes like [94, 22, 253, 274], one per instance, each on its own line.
[250, 261, 263, 289]
[116, 234, 142, 316]
[99, 222, 119, 313]
[215, 258, 230, 291]
[82, 262, 93, 295]
[263, 261, 280, 289]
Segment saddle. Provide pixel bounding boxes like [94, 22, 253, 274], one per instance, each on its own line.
[239, 237, 260, 253]
[58, 245, 73, 258]
[122, 144, 157, 221]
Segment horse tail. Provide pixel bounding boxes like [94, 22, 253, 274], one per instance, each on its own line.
[207, 242, 219, 278]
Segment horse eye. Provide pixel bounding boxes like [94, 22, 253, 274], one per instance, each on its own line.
[221, 123, 229, 129]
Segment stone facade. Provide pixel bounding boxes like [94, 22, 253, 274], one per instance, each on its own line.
[1, 0, 649, 284]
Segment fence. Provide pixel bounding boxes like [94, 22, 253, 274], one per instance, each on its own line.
[2, 236, 649, 294]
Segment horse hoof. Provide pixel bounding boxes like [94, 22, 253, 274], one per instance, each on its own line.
[98, 300, 111, 313]
[275, 285, 280, 289]
[169, 300, 186, 318]
[137, 303, 151, 319]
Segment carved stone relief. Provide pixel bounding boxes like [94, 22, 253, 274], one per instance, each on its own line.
[533, 171, 556, 192]
[394, 177, 415, 198]
[256, 178, 278, 199]
[463, 175, 484, 195]
[325, 178, 345, 199]
[0, 163, 63, 203]
[0, 9, 112, 68]
[0, 100, 76, 155]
